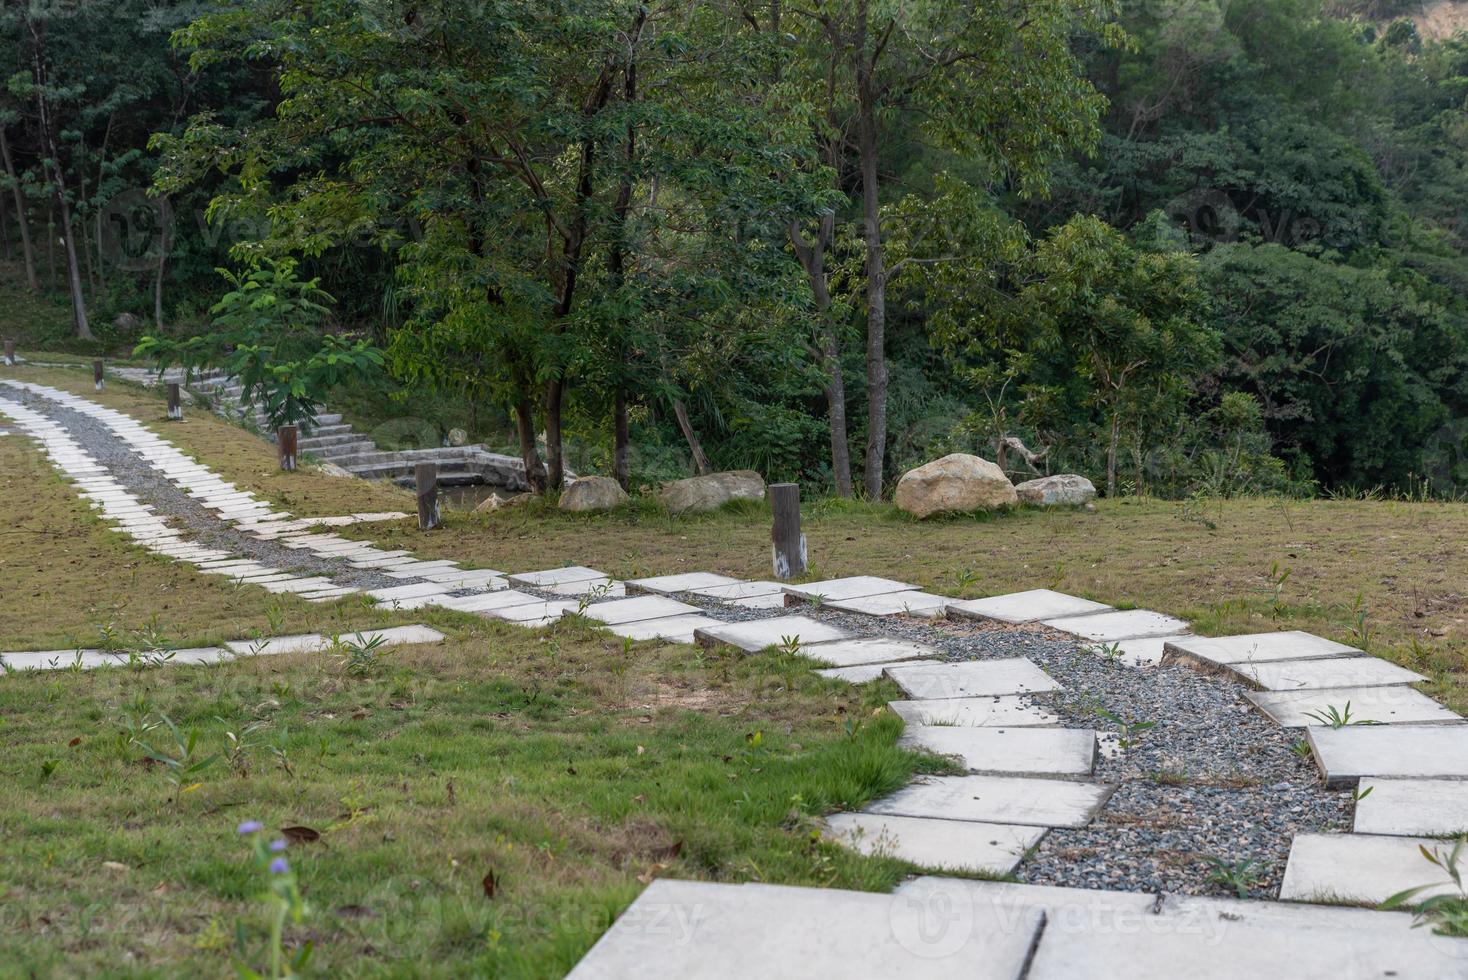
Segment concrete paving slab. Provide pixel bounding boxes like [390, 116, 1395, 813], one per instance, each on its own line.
[1083, 635, 1182, 668]
[488, 600, 576, 624]
[367, 582, 451, 603]
[782, 575, 915, 603]
[1355, 778, 1468, 836]
[423, 571, 510, 591]
[1279, 833, 1461, 905]
[626, 572, 741, 594]
[796, 637, 941, 668]
[224, 625, 445, 657]
[566, 878, 1042, 980]
[1157, 891, 1435, 938]
[947, 589, 1112, 625]
[433, 590, 541, 613]
[1246, 685, 1460, 727]
[693, 615, 850, 652]
[824, 590, 951, 618]
[885, 659, 1060, 700]
[823, 813, 1045, 875]
[1229, 656, 1426, 692]
[728, 593, 789, 609]
[509, 565, 607, 587]
[690, 580, 784, 601]
[382, 561, 463, 578]
[866, 774, 1111, 828]
[546, 578, 626, 598]
[259, 578, 338, 594]
[894, 877, 1159, 934]
[1041, 609, 1189, 642]
[900, 725, 1097, 775]
[815, 660, 943, 683]
[582, 595, 702, 625]
[1307, 723, 1468, 788]
[302, 588, 361, 602]
[604, 614, 723, 644]
[1162, 630, 1360, 668]
[889, 697, 1061, 727]
[231, 573, 295, 586]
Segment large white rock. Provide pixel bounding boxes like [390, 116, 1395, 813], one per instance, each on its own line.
[1014, 474, 1096, 507]
[658, 470, 766, 515]
[894, 454, 1017, 518]
[558, 475, 628, 512]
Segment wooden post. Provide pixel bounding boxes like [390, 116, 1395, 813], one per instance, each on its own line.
[3, 339, 13, 366]
[166, 382, 182, 420]
[416, 462, 440, 531]
[92, 359, 104, 391]
[770, 482, 806, 580]
[277, 424, 298, 471]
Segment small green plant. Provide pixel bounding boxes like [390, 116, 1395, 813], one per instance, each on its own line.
[1303, 702, 1372, 729]
[776, 635, 802, 657]
[1205, 856, 1262, 899]
[1094, 707, 1156, 754]
[951, 567, 981, 593]
[39, 759, 59, 783]
[1095, 641, 1124, 662]
[332, 632, 389, 677]
[1354, 784, 1375, 802]
[131, 715, 220, 802]
[233, 821, 312, 978]
[575, 581, 614, 616]
[1290, 738, 1313, 758]
[1382, 837, 1468, 938]
[222, 719, 269, 776]
[1348, 591, 1371, 648]
[1264, 561, 1291, 614]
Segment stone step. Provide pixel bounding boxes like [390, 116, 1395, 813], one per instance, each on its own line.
[311, 440, 380, 459]
[947, 588, 1112, 625]
[298, 432, 368, 450]
[822, 812, 1046, 876]
[900, 725, 1098, 775]
[1041, 608, 1190, 642]
[1279, 832, 1461, 905]
[1245, 685, 1459, 728]
[884, 659, 1061, 700]
[1354, 778, 1468, 836]
[693, 615, 851, 653]
[889, 696, 1062, 728]
[1307, 722, 1468, 787]
[865, 774, 1112, 828]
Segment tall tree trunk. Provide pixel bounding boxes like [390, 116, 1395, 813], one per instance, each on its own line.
[613, 388, 630, 490]
[672, 397, 712, 475]
[0, 195, 10, 261]
[515, 396, 548, 495]
[153, 196, 171, 329]
[46, 202, 55, 285]
[544, 378, 564, 491]
[0, 128, 38, 291]
[30, 21, 92, 340]
[1107, 409, 1120, 499]
[791, 218, 853, 497]
[856, 66, 887, 499]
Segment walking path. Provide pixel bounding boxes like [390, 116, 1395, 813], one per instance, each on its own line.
[3, 378, 1467, 977]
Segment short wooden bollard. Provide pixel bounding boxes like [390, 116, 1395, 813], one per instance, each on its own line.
[166, 382, 182, 420]
[277, 424, 298, 471]
[93, 359, 104, 391]
[770, 482, 806, 580]
[3, 339, 14, 366]
[416, 462, 440, 531]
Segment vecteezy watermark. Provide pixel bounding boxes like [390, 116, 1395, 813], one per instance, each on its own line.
[98, 188, 173, 272]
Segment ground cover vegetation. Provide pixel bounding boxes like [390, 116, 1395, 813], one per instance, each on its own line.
[0, 0, 1465, 499]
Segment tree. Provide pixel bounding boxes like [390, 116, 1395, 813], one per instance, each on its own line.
[781, 0, 1122, 497]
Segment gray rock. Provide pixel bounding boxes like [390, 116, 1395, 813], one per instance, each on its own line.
[1015, 473, 1096, 506]
[894, 453, 1017, 518]
[558, 475, 628, 512]
[113, 312, 142, 332]
[315, 462, 355, 479]
[659, 469, 765, 514]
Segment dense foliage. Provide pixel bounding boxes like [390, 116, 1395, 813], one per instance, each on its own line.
[3, 0, 1466, 496]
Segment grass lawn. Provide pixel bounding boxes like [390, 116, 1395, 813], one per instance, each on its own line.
[5, 353, 1468, 974]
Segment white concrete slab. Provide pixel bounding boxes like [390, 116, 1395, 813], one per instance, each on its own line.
[900, 726, 1097, 775]
[1246, 685, 1460, 727]
[889, 697, 1061, 728]
[815, 660, 943, 683]
[1355, 779, 1468, 836]
[627, 572, 741, 594]
[303, 588, 361, 602]
[1083, 635, 1182, 668]
[823, 812, 1045, 875]
[582, 595, 702, 625]
[1279, 833, 1461, 905]
[894, 877, 1159, 933]
[797, 637, 940, 668]
[382, 561, 463, 578]
[694, 616, 850, 653]
[782, 576, 915, 603]
[1308, 723, 1468, 788]
[1229, 656, 1426, 692]
[420, 571, 509, 591]
[1041, 609, 1189, 642]
[689, 580, 785, 601]
[605, 614, 723, 645]
[508, 565, 606, 587]
[1157, 891, 1441, 938]
[434, 590, 543, 613]
[885, 659, 1060, 700]
[566, 878, 1042, 980]
[824, 591, 952, 619]
[259, 577, 338, 594]
[367, 582, 451, 603]
[488, 600, 576, 625]
[224, 625, 445, 657]
[546, 578, 625, 598]
[728, 593, 789, 609]
[947, 589, 1112, 625]
[865, 774, 1111, 828]
[1162, 630, 1360, 667]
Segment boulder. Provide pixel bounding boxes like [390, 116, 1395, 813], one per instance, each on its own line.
[315, 462, 355, 479]
[559, 475, 628, 513]
[114, 312, 142, 333]
[659, 470, 766, 515]
[475, 492, 530, 513]
[894, 453, 1017, 518]
[1015, 473, 1097, 507]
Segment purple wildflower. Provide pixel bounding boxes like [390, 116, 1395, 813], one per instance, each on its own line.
[237, 820, 264, 835]
[269, 839, 288, 853]
[269, 857, 290, 875]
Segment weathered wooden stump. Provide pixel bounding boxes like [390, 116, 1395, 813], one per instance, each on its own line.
[770, 482, 806, 580]
[166, 382, 182, 420]
[278, 424, 298, 471]
[416, 462, 440, 531]
[3, 339, 13, 367]
[93, 359, 104, 391]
